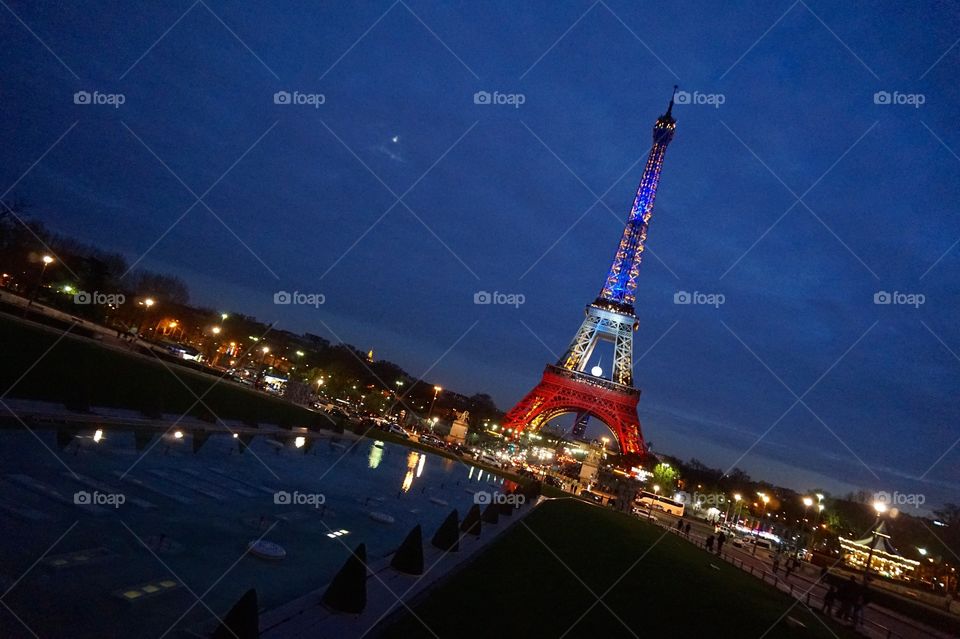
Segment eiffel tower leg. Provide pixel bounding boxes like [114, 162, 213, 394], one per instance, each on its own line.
[503, 366, 646, 457]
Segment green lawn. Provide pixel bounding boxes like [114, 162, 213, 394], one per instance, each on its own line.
[381, 499, 861, 638]
[0, 314, 326, 428]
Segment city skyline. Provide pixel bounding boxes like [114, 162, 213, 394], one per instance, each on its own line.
[2, 1, 959, 509]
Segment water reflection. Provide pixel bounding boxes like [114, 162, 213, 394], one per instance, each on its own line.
[369, 441, 384, 469]
[400, 451, 420, 493]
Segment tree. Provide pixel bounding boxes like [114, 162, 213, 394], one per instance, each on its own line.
[652, 462, 678, 492]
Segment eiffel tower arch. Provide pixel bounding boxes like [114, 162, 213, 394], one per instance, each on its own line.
[503, 88, 679, 461]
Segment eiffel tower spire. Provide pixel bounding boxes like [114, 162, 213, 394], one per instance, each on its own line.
[597, 86, 678, 314]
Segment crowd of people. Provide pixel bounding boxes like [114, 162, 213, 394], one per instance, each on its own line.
[821, 575, 871, 626]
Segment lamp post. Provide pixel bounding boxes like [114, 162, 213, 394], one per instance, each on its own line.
[732, 493, 743, 526]
[136, 297, 155, 335]
[724, 493, 737, 525]
[863, 500, 889, 587]
[809, 494, 825, 557]
[27, 255, 54, 309]
[647, 484, 660, 519]
[753, 493, 770, 555]
[427, 385, 441, 420]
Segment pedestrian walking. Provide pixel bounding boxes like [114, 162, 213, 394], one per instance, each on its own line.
[716, 531, 726, 554]
[684, 522, 691, 537]
[853, 584, 869, 626]
[836, 576, 856, 621]
[822, 585, 836, 616]
[705, 535, 714, 552]
[676, 519, 683, 534]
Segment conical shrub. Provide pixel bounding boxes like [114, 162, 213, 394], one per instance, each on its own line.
[212, 588, 258, 639]
[481, 502, 499, 525]
[431, 509, 460, 552]
[390, 525, 424, 575]
[322, 543, 367, 614]
[460, 504, 482, 537]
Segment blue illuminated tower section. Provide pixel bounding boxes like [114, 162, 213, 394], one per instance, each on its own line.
[598, 88, 677, 312]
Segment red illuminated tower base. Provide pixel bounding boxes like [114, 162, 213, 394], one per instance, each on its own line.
[503, 88, 679, 461]
[504, 365, 644, 455]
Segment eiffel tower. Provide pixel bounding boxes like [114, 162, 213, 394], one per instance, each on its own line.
[503, 88, 678, 460]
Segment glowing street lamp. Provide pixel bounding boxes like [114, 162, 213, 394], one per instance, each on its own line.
[428, 385, 442, 420]
[863, 500, 890, 586]
[753, 493, 770, 555]
[27, 255, 55, 308]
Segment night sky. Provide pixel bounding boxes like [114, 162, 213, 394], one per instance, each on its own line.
[3, 1, 959, 508]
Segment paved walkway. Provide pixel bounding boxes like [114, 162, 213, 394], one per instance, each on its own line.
[646, 514, 953, 639]
[254, 498, 539, 638]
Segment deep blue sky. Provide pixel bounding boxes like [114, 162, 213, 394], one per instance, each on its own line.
[3, 1, 959, 508]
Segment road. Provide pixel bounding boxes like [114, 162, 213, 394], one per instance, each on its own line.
[639, 510, 953, 639]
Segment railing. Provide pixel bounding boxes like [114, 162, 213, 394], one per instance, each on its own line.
[545, 365, 641, 396]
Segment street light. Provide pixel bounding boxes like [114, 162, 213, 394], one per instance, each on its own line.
[753, 493, 770, 555]
[27, 255, 55, 308]
[646, 484, 660, 519]
[428, 385, 442, 420]
[863, 501, 889, 586]
[732, 493, 743, 525]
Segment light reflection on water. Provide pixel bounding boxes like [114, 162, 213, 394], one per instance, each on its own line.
[368, 440, 384, 469]
[0, 431, 513, 639]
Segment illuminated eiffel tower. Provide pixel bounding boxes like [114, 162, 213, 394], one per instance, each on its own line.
[503, 88, 678, 459]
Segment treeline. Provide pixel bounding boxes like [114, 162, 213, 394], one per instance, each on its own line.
[663, 455, 959, 565]
[0, 198, 503, 425]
